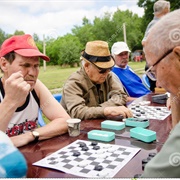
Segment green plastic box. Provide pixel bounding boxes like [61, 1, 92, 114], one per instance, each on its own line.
[88, 130, 115, 142]
[130, 127, 156, 143]
[125, 118, 149, 128]
[101, 120, 125, 130]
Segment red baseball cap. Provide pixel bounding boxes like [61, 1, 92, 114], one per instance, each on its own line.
[0, 34, 50, 61]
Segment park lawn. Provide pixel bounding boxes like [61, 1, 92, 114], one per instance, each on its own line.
[38, 66, 79, 93]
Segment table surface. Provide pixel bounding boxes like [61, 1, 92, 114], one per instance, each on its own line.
[19, 93, 172, 178]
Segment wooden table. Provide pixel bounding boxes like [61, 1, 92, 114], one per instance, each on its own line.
[19, 93, 171, 178]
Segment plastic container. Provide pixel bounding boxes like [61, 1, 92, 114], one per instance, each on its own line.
[101, 120, 125, 130]
[130, 127, 156, 143]
[88, 130, 115, 142]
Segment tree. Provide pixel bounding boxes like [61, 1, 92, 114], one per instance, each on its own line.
[33, 33, 40, 42]
[0, 28, 7, 45]
[111, 9, 143, 51]
[92, 12, 117, 44]
[13, 30, 25, 35]
[46, 34, 83, 66]
[72, 17, 95, 47]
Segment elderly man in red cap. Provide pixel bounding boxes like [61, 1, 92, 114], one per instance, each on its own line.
[0, 34, 70, 147]
[61, 40, 132, 120]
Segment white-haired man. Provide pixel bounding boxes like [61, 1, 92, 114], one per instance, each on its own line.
[142, 9, 180, 178]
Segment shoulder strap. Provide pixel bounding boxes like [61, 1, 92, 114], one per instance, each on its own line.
[0, 78, 4, 103]
[31, 90, 40, 107]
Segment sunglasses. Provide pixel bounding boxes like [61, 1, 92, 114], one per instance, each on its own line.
[92, 63, 112, 74]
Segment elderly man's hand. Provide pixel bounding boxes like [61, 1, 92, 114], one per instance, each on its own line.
[104, 106, 133, 119]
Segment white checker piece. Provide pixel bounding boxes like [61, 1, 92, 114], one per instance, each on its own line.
[33, 140, 140, 178]
[129, 105, 171, 120]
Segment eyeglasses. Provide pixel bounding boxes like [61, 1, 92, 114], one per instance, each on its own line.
[145, 48, 173, 81]
[91, 63, 112, 74]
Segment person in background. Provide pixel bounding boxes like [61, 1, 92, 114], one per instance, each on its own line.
[142, 0, 170, 46]
[60, 40, 133, 120]
[111, 41, 150, 101]
[142, 0, 170, 92]
[142, 9, 180, 178]
[0, 34, 70, 147]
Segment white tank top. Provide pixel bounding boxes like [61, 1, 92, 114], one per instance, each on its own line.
[0, 78, 39, 137]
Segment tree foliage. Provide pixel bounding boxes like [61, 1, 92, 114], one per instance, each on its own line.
[0, 28, 7, 45]
[110, 9, 143, 51]
[46, 34, 82, 67]
[3, 4, 179, 66]
[72, 17, 95, 47]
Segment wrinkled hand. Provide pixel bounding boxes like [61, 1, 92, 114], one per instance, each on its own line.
[104, 106, 133, 119]
[4, 71, 31, 107]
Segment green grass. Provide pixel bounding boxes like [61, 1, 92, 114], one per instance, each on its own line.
[38, 66, 79, 93]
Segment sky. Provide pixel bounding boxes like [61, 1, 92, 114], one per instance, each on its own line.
[0, 0, 144, 40]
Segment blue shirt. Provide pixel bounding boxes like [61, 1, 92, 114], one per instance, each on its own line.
[112, 66, 150, 97]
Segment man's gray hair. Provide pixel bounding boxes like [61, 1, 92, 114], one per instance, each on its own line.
[153, 0, 170, 15]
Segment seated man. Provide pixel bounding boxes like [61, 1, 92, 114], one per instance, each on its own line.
[142, 9, 180, 178]
[60, 40, 132, 120]
[0, 34, 70, 147]
[111, 41, 151, 99]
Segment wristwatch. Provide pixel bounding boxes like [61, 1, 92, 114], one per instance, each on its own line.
[31, 131, 39, 142]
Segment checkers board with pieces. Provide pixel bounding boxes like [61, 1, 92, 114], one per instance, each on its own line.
[33, 140, 140, 178]
[129, 104, 171, 120]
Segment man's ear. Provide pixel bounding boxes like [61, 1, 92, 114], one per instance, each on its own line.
[0, 57, 9, 72]
[84, 61, 90, 69]
[84, 61, 91, 73]
[173, 46, 180, 59]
